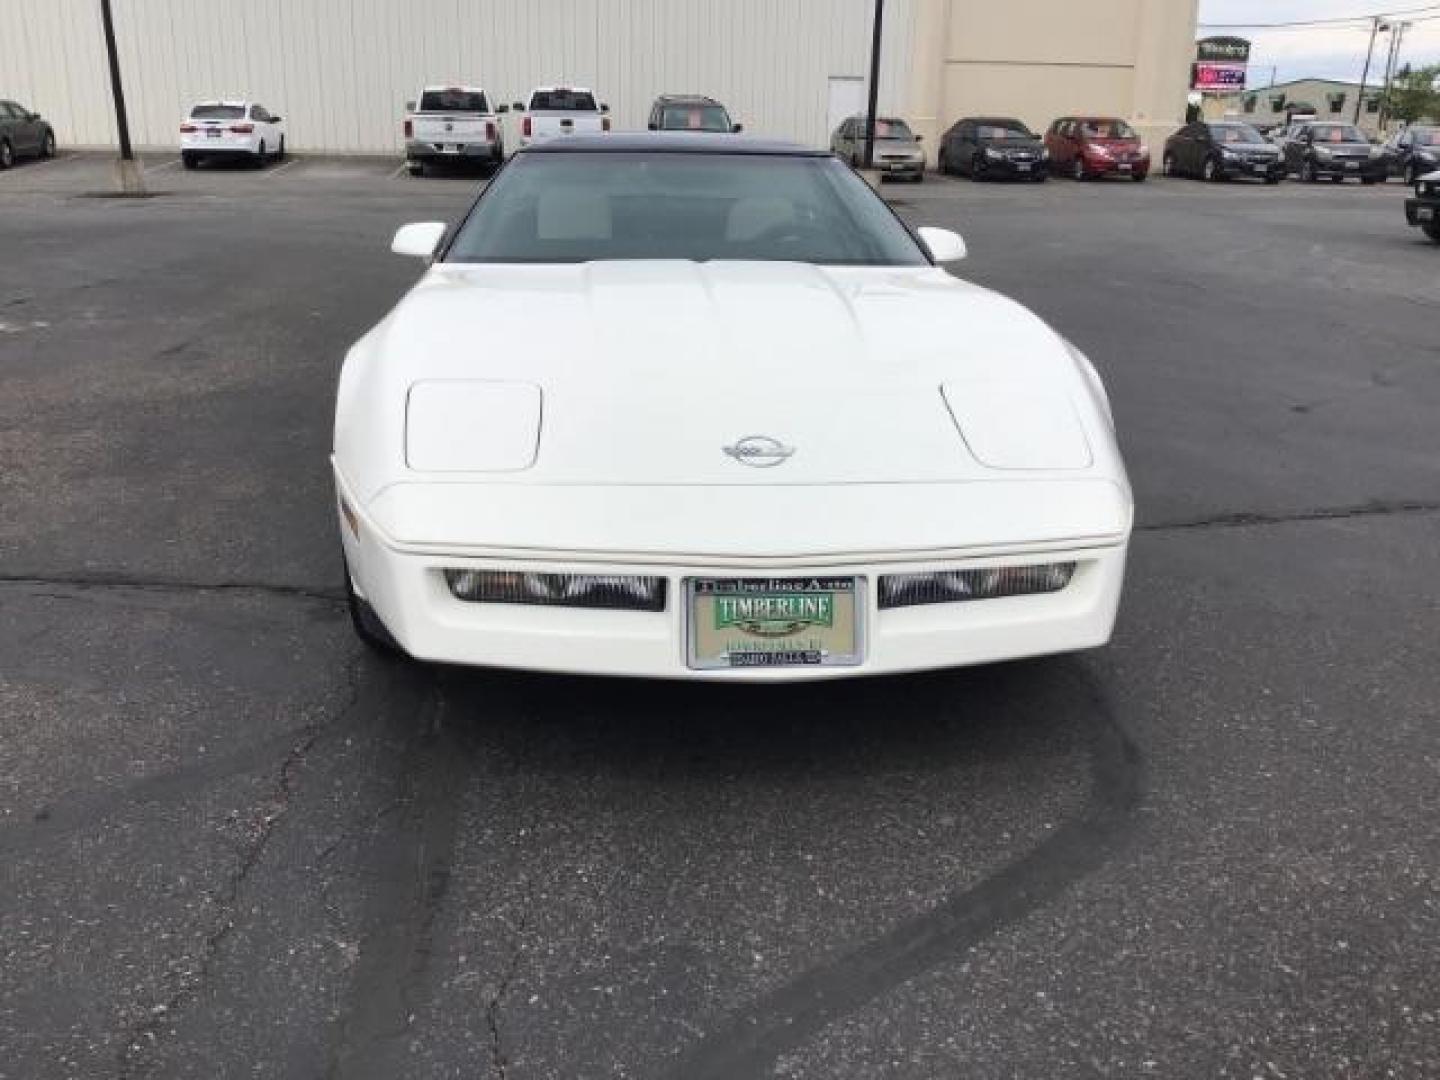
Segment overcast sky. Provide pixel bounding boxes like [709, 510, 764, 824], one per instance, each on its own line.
[1198, 1, 1440, 85]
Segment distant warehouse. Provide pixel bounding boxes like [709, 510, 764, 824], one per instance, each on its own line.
[8, 0, 1197, 154]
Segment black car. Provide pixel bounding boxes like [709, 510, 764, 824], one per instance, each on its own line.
[1284, 121, 1386, 184]
[0, 100, 56, 169]
[938, 117, 1047, 181]
[1162, 121, 1284, 183]
[1386, 125, 1440, 185]
[1404, 169, 1440, 243]
[646, 95, 740, 134]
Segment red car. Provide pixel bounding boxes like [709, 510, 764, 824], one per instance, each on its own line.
[1045, 116, 1150, 182]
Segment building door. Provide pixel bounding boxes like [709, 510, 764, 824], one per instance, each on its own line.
[827, 76, 867, 139]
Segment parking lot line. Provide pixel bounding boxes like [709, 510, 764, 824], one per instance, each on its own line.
[267, 157, 300, 178]
[147, 157, 182, 173]
[388, 161, 409, 179]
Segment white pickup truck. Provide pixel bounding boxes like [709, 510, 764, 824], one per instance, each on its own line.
[512, 86, 610, 148]
[403, 85, 507, 175]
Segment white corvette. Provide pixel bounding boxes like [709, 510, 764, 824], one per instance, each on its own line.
[334, 134, 1132, 680]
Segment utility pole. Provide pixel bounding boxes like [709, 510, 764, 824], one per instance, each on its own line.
[862, 0, 885, 170]
[1354, 17, 1383, 123]
[99, 0, 145, 192]
[1379, 21, 1411, 129]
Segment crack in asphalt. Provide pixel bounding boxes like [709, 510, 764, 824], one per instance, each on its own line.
[323, 672, 472, 1080]
[659, 667, 1143, 1080]
[115, 654, 365, 1079]
[1139, 498, 1440, 533]
[0, 571, 344, 604]
[485, 901, 532, 1080]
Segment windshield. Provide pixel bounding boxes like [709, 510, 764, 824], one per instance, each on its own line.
[445, 152, 929, 266]
[1410, 128, 1438, 146]
[1212, 124, 1265, 144]
[530, 90, 598, 112]
[419, 89, 489, 113]
[977, 122, 1032, 140]
[1310, 124, 1366, 143]
[190, 105, 245, 120]
[1080, 119, 1136, 139]
[873, 119, 914, 140]
[660, 105, 732, 132]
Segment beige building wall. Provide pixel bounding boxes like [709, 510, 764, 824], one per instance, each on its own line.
[908, 0, 1198, 148]
[8, 0, 1196, 155]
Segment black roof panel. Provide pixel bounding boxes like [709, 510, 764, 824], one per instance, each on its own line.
[522, 133, 824, 155]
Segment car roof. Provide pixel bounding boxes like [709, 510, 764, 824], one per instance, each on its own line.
[530, 85, 593, 93]
[845, 115, 908, 124]
[521, 132, 823, 155]
[421, 85, 486, 92]
[964, 117, 1028, 126]
[655, 94, 723, 105]
[191, 100, 248, 107]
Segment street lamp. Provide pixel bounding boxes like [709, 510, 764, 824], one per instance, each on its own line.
[99, 0, 145, 193]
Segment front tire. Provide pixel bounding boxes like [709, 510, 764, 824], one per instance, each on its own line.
[0, 140, 13, 170]
[1302, 160, 1318, 183]
[937, 150, 949, 175]
[253, 140, 267, 168]
[275, 135, 285, 162]
[1132, 172, 1148, 183]
[1072, 158, 1087, 182]
[407, 159, 424, 176]
[182, 152, 199, 170]
[1162, 152, 1176, 178]
[1202, 156, 1221, 182]
[1423, 219, 1440, 243]
[40, 130, 56, 159]
[970, 153, 986, 181]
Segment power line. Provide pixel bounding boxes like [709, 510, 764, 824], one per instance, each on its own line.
[1199, 3, 1440, 30]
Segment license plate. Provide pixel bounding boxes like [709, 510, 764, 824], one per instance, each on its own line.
[888, 164, 905, 171]
[206, 129, 222, 138]
[1015, 163, 1031, 172]
[1253, 164, 1268, 173]
[1346, 161, 1359, 170]
[1118, 163, 1132, 172]
[441, 144, 459, 154]
[686, 577, 863, 670]
[1419, 207, 1436, 221]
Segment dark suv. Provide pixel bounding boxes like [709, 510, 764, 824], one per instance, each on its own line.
[1284, 122, 1385, 184]
[938, 117, 1047, 181]
[646, 95, 740, 134]
[1386, 125, 1440, 185]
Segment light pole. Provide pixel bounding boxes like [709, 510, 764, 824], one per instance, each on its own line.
[1379, 21, 1412, 129]
[862, 0, 885, 170]
[99, 0, 145, 192]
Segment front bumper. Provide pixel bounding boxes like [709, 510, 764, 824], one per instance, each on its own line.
[1308, 158, 1386, 180]
[406, 138, 501, 161]
[336, 471, 1130, 681]
[1083, 156, 1150, 178]
[180, 134, 260, 155]
[1404, 196, 1440, 227]
[981, 156, 1045, 179]
[1217, 157, 1285, 180]
[876, 158, 925, 178]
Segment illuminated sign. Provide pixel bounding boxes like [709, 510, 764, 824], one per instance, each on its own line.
[1196, 36, 1251, 63]
[1193, 62, 1248, 91]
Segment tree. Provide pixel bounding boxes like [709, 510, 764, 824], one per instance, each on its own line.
[1383, 64, 1440, 124]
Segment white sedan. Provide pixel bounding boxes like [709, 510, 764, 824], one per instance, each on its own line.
[334, 134, 1132, 680]
[180, 100, 285, 169]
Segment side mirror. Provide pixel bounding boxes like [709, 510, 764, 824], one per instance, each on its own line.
[391, 221, 446, 259]
[914, 133, 923, 142]
[512, 102, 525, 112]
[30, 112, 42, 120]
[648, 121, 658, 130]
[405, 100, 416, 112]
[497, 104, 509, 114]
[732, 123, 743, 133]
[270, 115, 283, 123]
[917, 226, 966, 263]
[601, 103, 610, 113]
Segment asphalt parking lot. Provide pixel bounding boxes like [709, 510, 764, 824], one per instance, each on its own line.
[3, 152, 1438, 1079]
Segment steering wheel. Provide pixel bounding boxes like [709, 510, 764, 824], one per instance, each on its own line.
[748, 219, 834, 252]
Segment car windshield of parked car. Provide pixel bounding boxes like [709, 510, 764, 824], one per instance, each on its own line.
[190, 105, 245, 120]
[660, 105, 731, 132]
[874, 119, 914, 140]
[419, 90, 489, 113]
[1310, 124, 1366, 143]
[530, 90, 598, 111]
[1213, 123, 1265, 144]
[1081, 119, 1136, 139]
[977, 122, 1032, 140]
[446, 152, 930, 266]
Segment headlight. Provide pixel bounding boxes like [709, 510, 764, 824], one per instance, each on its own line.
[1041, 147, 1050, 160]
[1220, 146, 1238, 158]
[1089, 144, 1112, 158]
[1138, 144, 1150, 157]
[1315, 146, 1333, 158]
[444, 570, 668, 611]
[984, 147, 1003, 160]
[1369, 146, 1383, 159]
[879, 563, 1077, 610]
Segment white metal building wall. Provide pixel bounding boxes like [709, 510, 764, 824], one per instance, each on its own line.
[7, 0, 917, 154]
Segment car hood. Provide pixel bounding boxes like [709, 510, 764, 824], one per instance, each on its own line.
[981, 138, 1044, 150]
[1312, 141, 1372, 151]
[335, 261, 1121, 501]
